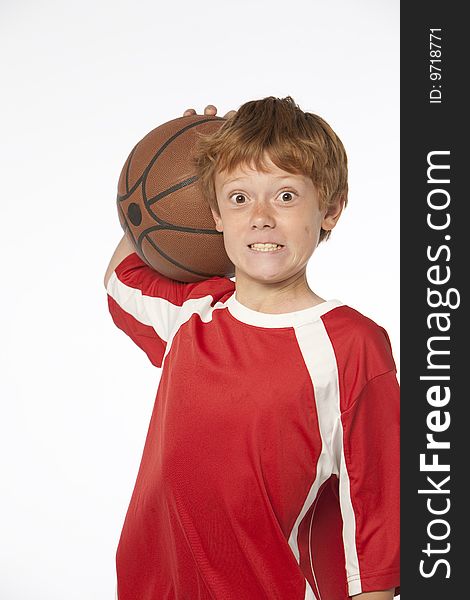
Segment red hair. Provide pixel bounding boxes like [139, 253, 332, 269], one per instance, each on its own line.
[192, 96, 348, 243]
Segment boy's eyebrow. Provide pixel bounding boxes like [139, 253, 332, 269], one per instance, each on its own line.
[221, 174, 302, 188]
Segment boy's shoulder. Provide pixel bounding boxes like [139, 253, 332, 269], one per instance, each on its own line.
[186, 275, 235, 305]
[322, 303, 397, 401]
[323, 304, 390, 346]
[326, 303, 392, 347]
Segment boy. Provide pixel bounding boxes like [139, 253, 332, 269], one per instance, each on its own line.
[104, 97, 400, 600]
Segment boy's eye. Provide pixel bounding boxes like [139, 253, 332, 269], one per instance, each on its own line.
[231, 193, 247, 204]
[229, 190, 297, 204]
[279, 191, 296, 202]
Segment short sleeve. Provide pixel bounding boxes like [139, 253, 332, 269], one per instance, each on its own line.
[337, 369, 400, 597]
[106, 252, 203, 368]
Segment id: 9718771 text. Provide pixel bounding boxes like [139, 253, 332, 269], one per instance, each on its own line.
[429, 28, 442, 104]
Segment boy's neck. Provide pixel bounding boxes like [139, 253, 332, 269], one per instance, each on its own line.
[233, 269, 325, 314]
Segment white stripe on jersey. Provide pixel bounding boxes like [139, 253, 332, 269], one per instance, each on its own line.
[289, 318, 361, 599]
[106, 271, 218, 345]
[106, 270, 179, 341]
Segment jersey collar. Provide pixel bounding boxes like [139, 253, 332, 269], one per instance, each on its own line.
[225, 293, 344, 328]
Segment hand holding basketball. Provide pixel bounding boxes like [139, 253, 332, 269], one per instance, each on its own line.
[182, 105, 237, 120]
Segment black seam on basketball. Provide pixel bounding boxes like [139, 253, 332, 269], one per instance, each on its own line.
[144, 234, 224, 279]
[146, 175, 198, 207]
[116, 117, 222, 203]
[125, 145, 137, 194]
[117, 203, 141, 252]
[138, 224, 223, 242]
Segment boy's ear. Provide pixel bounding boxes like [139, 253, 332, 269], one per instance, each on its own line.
[210, 206, 224, 232]
[321, 196, 345, 232]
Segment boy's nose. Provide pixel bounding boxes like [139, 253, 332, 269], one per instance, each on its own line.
[250, 202, 276, 229]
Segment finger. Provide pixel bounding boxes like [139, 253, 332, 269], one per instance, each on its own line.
[183, 108, 196, 116]
[223, 110, 237, 119]
[204, 105, 217, 115]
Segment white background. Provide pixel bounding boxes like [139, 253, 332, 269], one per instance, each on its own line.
[0, 1, 399, 598]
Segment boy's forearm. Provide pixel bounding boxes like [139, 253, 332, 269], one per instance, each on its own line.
[104, 233, 135, 288]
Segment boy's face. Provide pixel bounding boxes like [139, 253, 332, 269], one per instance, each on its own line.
[212, 153, 341, 286]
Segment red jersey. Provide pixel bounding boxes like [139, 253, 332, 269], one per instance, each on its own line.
[106, 252, 400, 600]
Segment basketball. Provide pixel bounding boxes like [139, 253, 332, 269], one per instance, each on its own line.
[116, 114, 235, 282]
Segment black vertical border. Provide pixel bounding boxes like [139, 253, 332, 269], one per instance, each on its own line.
[401, 3, 466, 598]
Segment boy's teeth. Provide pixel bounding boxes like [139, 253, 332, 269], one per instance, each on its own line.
[249, 243, 282, 250]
